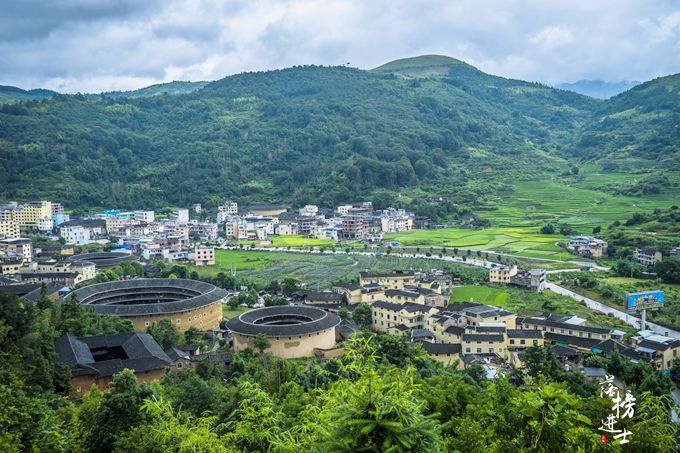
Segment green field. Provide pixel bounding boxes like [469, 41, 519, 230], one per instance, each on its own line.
[191, 249, 487, 288]
[451, 285, 635, 333]
[383, 226, 575, 261]
[482, 178, 680, 229]
[268, 235, 335, 248]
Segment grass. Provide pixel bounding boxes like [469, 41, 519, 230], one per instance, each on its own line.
[191, 249, 487, 289]
[222, 305, 251, 319]
[451, 284, 636, 333]
[268, 235, 335, 248]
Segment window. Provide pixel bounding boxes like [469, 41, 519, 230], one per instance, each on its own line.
[510, 339, 515, 345]
[465, 347, 470, 353]
[176, 319, 181, 324]
[489, 347, 494, 353]
[145, 321, 150, 327]
[533, 340, 538, 346]
[465, 340, 470, 344]
[177, 362, 183, 369]
[520, 339, 526, 345]
[476, 347, 482, 353]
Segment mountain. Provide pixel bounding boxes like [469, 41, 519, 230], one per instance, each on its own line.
[0, 55, 677, 219]
[0, 85, 57, 104]
[555, 80, 640, 99]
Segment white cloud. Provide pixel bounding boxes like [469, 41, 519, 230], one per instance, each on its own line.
[0, 0, 677, 92]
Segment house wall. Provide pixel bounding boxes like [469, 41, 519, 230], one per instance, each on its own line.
[232, 327, 336, 358]
[125, 301, 222, 332]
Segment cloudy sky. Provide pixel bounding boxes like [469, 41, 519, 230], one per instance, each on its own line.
[1, 0, 678, 93]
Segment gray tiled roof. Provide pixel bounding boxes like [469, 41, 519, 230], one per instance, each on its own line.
[227, 305, 341, 337]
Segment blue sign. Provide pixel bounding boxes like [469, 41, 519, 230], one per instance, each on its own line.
[626, 291, 664, 312]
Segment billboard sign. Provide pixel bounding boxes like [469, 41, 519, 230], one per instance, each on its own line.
[625, 291, 664, 312]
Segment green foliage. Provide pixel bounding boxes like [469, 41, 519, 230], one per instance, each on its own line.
[351, 302, 372, 328]
[147, 319, 181, 350]
[253, 333, 271, 354]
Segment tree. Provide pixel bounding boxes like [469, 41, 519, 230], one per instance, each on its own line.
[281, 278, 300, 296]
[540, 224, 555, 234]
[147, 319, 180, 349]
[84, 370, 154, 453]
[253, 333, 271, 353]
[351, 303, 372, 328]
[654, 258, 680, 283]
[337, 307, 349, 320]
[183, 326, 200, 346]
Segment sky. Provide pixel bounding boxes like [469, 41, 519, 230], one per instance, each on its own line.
[0, 0, 678, 93]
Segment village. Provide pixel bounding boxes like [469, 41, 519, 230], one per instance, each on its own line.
[0, 198, 678, 398]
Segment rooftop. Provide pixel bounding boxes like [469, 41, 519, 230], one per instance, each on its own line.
[226, 305, 341, 337]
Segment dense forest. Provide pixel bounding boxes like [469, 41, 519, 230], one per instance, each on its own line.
[1, 289, 678, 452]
[1, 55, 678, 214]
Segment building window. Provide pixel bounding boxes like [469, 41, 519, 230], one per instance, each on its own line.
[177, 363, 183, 369]
[510, 339, 515, 344]
[489, 348, 494, 353]
[476, 347, 482, 353]
[176, 319, 181, 324]
[520, 339, 526, 345]
[145, 321, 150, 327]
[465, 347, 470, 353]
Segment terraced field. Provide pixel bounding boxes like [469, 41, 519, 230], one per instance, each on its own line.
[483, 178, 680, 229]
[382, 226, 574, 261]
[190, 249, 487, 288]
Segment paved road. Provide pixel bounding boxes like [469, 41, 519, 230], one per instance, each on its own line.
[546, 282, 680, 340]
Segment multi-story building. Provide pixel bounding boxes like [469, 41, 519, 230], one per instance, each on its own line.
[219, 201, 239, 216]
[336, 205, 353, 215]
[633, 248, 662, 267]
[191, 204, 202, 213]
[60, 225, 91, 245]
[0, 238, 32, 262]
[299, 205, 318, 216]
[633, 331, 680, 371]
[566, 236, 608, 258]
[0, 220, 20, 239]
[134, 210, 155, 223]
[174, 208, 189, 224]
[193, 246, 215, 266]
[489, 265, 518, 284]
[188, 222, 218, 241]
[342, 215, 366, 239]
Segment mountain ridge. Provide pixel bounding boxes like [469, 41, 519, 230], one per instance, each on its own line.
[0, 55, 677, 217]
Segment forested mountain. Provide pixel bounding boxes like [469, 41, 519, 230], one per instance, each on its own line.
[0, 55, 677, 213]
[0, 85, 56, 104]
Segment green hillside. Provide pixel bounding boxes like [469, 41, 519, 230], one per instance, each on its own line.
[0, 55, 677, 225]
[94, 80, 209, 100]
[0, 85, 56, 104]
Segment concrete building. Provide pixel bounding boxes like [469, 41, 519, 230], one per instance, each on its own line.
[566, 236, 608, 258]
[60, 225, 91, 245]
[342, 215, 366, 239]
[219, 201, 239, 215]
[188, 222, 218, 241]
[193, 246, 215, 266]
[134, 210, 155, 223]
[633, 248, 662, 267]
[0, 238, 33, 262]
[227, 306, 341, 358]
[671, 247, 680, 262]
[489, 265, 518, 284]
[174, 208, 189, 224]
[0, 220, 20, 239]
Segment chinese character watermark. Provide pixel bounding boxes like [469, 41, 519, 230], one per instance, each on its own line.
[598, 374, 636, 445]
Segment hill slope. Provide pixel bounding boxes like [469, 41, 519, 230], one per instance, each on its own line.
[0, 56, 677, 222]
[0, 85, 56, 104]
